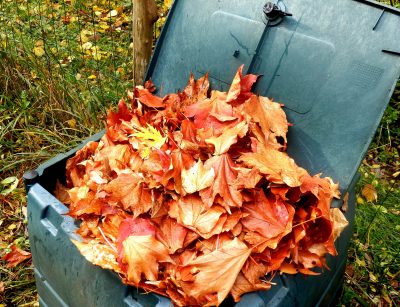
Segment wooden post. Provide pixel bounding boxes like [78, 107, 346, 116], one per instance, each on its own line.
[132, 0, 158, 86]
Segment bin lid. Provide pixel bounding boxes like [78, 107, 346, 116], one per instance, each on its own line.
[146, 0, 400, 192]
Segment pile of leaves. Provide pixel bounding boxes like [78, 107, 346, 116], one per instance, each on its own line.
[56, 66, 348, 306]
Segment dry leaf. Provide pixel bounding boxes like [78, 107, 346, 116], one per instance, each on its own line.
[122, 234, 172, 284]
[361, 184, 377, 202]
[330, 208, 349, 240]
[2, 245, 31, 268]
[181, 160, 215, 194]
[177, 238, 251, 306]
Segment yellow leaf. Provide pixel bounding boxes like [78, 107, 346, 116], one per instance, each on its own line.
[393, 171, 400, 178]
[356, 196, 364, 205]
[131, 125, 166, 159]
[361, 184, 377, 202]
[33, 46, 45, 57]
[164, 0, 173, 8]
[88, 74, 97, 80]
[81, 42, 92, 50]
[67, 119, 76, 128]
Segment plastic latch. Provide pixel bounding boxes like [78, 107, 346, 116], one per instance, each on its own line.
[262, 1, 292, 26]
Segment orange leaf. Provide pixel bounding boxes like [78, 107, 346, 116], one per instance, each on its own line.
[104, 172, 152, 217]
[181, 73, 209, 106]
[122, 234, 172, 284]
[205, 121, 248, 155]
[176, 237, 251, 306]
[243, 95, 288, 147]
[157, 216, 189, 254]
[2, 245, 31, 268]
[168, 195, 226, 239]
[200, 154, 243, 210]
[238, 143, 307, 187]
[231, 272, 271, 302]
[72, 240, 120, 272]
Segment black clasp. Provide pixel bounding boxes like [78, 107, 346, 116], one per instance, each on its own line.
[263, 2, 292, 26]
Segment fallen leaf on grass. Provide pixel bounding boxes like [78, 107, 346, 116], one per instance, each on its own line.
[2, 245, 31, 268]
[361, 184, 378, 202]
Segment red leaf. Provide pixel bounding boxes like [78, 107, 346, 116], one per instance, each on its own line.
[2, 245, 31, 268]
[135, 87, 164, 108]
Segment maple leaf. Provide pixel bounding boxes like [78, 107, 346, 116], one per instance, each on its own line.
[205, 121, 248, 155]
[241, 190, 294, 251]
[122, 234, 172, 284]
[2, 245, 31, 268]
[181, 159, 215, 194]
[157, 216, 189, 254]
[226, 65, 258, 104]
[243, 95, 288, 147]
[168, 195, 226, 239]
[66, 141, 98, 186]
[131, 124, 167, 159]
[106, 99, 133, 127]
[162, 150, 195, 194]
[238, 143, 308, 187]
[67, 185, 107, 218]
[181, 73, 209, 105]
[200, 154, 243, 210]
[231, 272, 271, 302]
[134, 86, 164, 108]
[176, 237, 251, 306]
[103, 172, 153, 217]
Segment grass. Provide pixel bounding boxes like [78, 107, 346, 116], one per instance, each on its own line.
[0, 0, 399, 306]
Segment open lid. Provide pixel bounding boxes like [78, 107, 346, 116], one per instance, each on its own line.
[146, 0, 400, 192]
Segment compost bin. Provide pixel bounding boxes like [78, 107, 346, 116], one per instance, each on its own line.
[26, 0, 400, 306]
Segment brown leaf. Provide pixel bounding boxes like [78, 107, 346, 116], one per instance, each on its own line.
[361, 184, 378, 202]
[330, 208, 349, 241]
[2, 245, 31, 268]
[231, 272, 271, 302]
[176, 237, 251, 306]
[181, 73, 209, 106]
